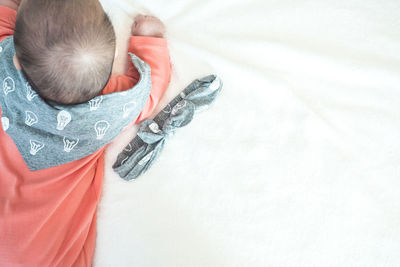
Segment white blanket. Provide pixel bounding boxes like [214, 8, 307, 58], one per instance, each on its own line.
[96, 0, 400, 266]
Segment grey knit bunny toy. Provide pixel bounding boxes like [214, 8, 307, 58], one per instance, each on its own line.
[113, 75, 222, 181]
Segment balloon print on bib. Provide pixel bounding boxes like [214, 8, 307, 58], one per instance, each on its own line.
[94, 120, 110, 140]
[57, 110, 72, 131]
[29, 140, 44, 155]
[1, 117, 9, 131]
[3, 77, 15, 95]
[123, 101, 137, 118]
[88, 96, 103, 111]
[63, 136, 79, 153]
[25, 111, 38, 126]
[26, 83, 38, 101]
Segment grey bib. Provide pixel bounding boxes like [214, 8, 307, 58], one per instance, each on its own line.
[0, 37, 151, 171]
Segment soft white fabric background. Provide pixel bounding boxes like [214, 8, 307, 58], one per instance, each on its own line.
[96, 0, 400, 266]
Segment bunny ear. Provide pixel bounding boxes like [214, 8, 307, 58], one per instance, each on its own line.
[185, 76, 222, 108]
[113, 75, 223, 181]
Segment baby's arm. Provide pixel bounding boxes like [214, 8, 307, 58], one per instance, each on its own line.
[0, 0, 19, 42]
[102, 15, 171, 123]
[0, 0, 20, 11]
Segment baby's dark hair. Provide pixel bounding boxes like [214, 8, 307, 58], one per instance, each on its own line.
[14, 0, 116, 105]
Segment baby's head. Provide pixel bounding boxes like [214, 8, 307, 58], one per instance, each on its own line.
[14, 0, 116, 105]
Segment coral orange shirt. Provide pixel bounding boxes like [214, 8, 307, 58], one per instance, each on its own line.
[0, 6, 171, 267]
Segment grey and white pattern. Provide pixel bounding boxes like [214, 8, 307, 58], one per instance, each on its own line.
[29, 140, 44, 156]
[94, 120, 110, 140]
[88, 96, 103, 111]
[123, 101, 137, 118]
[171, 100, 187, 115]
[113, 75, 223, 181]
[63, 136, 79, 153]
[26, 83, 38, 101]
[1, 116, 9, 131]
[3, 77, 15, 95]
[56, 110, 72, 131]
[209, 77, 221, 91]
[0, 36, 152, 171]
[138, 151, 154, 166]
[162, 104, 172, 113]
[121, 156, 130, 165]
[25, 111, 38, 126]
[149, 122, 161, 133]
[124, 143, 133, 152]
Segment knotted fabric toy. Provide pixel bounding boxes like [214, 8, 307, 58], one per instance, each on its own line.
[113, 75, 222, 180]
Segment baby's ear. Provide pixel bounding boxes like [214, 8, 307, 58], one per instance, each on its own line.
[114, 48, 119, 59]
[13, 54, 22, 70]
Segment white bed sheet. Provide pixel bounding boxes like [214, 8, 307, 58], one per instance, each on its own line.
[96, 0, 400, 266]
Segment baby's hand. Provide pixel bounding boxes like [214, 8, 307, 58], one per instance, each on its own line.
[0, 0, 22, 10]
[131, 14, 166, 38]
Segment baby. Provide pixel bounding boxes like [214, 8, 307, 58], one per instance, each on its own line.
[13, 0, 166, 104]
[0, 0, 171, 266]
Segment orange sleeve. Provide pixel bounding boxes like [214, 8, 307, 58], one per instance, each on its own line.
[102, 36, 171, 124]
[0, 6, 16, 43]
